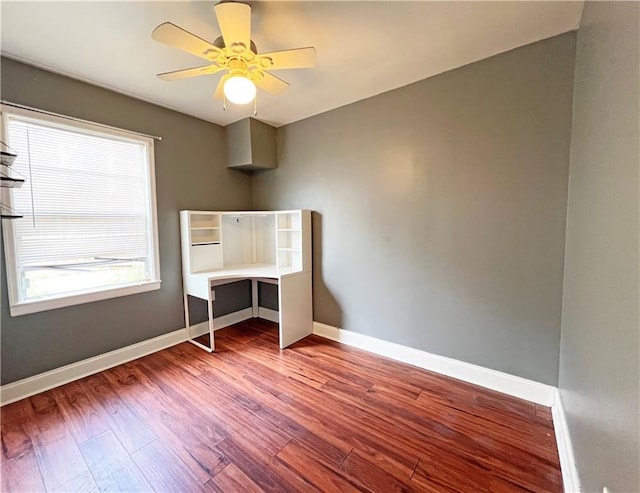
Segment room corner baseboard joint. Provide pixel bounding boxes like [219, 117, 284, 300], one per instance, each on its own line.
[551, 389, 582, 492]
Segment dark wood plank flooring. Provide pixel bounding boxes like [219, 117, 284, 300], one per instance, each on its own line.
[1, 319, 562, 492]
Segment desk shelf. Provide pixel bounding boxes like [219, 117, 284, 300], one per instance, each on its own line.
[276, 213, 304, 269]
[190, 214, 220, 229]
[277, 212, 301, 231]
[191, 229, 220, 241]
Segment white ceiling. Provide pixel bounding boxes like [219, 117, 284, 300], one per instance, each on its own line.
[1, 1, 583, 128]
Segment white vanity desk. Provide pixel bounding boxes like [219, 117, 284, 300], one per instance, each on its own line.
[180, 210, 312, 352]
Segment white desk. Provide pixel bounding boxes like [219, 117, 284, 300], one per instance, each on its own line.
[180, 210, 312, 353]
[183, 264, 312, 352]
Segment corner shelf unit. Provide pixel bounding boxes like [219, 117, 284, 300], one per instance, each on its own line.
[180, 210, 311, 276]
[179, 209, 312, 352]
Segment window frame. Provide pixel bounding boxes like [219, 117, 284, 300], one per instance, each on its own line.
[1, 105, 162, 317]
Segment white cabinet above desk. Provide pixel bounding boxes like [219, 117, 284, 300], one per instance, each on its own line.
[180, 210, 312, 352]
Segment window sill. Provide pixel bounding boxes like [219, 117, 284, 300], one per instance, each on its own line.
[8, 280, 162, 317]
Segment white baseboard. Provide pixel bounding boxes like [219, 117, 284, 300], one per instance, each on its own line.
[311, 323, 576, 491]
[257, 307, 279, 323]
[1, 318, 558, 409]
[0, 321, 207, 407]
[187, 308, 256, 339]
[552, 390, 581, 492]
[212, 307, 253, 331]
[312, 322, 556, 406]
[189, 323, 211, 338]
[0, 307, 279, 407]
[2, 315, 575, 492]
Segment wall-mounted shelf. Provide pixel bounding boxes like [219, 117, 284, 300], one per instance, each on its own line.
[0, 149, 17, 167]
[1, 203, 22, 219]
[1, 141, 23, 219]
[1, 176, 25, 188]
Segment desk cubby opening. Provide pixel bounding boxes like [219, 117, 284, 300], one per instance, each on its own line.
[277, 212, 302, 231]
[190, 213, 220, 229]
[278, 249, 302, 269]
[277, 229, 301, 249]
[191, 228, 220, 245]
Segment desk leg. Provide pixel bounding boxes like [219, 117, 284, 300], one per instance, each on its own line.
[207, 285, 215, 352]
[185, 288, 214, 353]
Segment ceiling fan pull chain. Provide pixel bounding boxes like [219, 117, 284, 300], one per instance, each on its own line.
[253, 94, 258, 117]
[223, 94, 227, 112]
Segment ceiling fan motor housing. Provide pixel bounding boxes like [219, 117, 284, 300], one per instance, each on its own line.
[213, 35, 258, 55]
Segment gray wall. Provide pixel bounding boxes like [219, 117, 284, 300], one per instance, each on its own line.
[558, 3, 639, 492]
[258, 281, 279, 311]
[187, 280, 252, 321]
[0, 57, 253, 385]
[254, 33, 576, 385]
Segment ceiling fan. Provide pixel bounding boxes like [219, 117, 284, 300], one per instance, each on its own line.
[151, 1, 317, 108]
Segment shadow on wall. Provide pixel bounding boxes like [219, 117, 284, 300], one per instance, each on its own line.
[312, 211, 343, 329]
[187, 280, 253, 324]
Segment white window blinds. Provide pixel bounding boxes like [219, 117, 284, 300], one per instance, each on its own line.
[4, 111, 159, 305]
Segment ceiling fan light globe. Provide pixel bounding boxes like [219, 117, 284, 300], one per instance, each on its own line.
[223, 76, 256, 104]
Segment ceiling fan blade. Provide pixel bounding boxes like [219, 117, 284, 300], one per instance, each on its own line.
[254, 71, 290, 95]
[214, 2, 251, 53]
[157, 64, 224, 81]
[152, 22, 222, 61]
[256, 47, 317, 70]
[213, 74, 230, 100]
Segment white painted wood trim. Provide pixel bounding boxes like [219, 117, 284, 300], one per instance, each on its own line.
[257, 307, 279, 323]
[2, 105, 161, 318]
[211, 308, 254, 332]
[0, 306, 276, 407]
[312, 322, 556, 406]
[3, 315, 575, 493]
[9, 281, 162, 317]
[552, 390, 582, 492]
[187, 308, 257, 340]
[2, 316, 559, 418]
[0, 321, 207, 407]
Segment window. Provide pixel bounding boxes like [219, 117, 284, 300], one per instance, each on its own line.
[1, 105, 161, 316]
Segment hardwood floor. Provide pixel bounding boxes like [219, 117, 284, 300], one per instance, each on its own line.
[1, 319, 562, 492]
